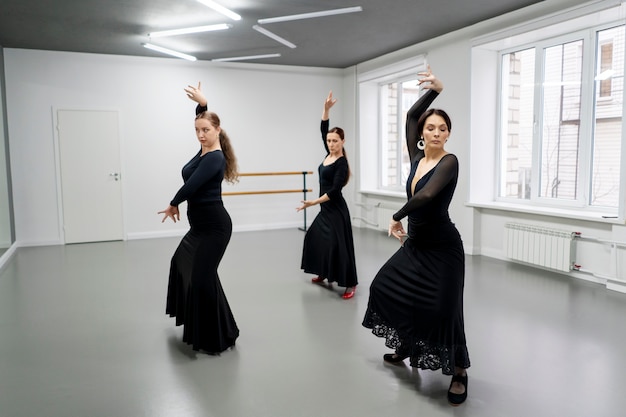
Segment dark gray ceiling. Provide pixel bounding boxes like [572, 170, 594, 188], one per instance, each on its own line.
[0, 0, 543, 68]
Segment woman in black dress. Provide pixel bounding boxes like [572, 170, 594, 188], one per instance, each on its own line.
[297, 91, 358, 299]
[159, 82, 239, 354]
[362, 69, 470, 405]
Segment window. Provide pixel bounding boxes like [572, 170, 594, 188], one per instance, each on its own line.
[498, 23, 625, 213]
[357, 56, 427, 195]
[380, 79, 421, 190]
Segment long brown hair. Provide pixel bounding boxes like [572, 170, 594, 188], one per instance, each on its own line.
[329, 126, 351, 186]
[196, 111, 239, 183]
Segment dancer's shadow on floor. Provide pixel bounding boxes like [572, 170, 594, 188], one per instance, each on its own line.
[166, 330, 198, 360]
[382, 361, 451, 407]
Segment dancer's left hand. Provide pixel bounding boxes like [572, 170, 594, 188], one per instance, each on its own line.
[389, 219, 407, 243]
[159, 205, 180, 223]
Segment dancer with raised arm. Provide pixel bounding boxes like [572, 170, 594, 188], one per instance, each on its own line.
[362, 69, 470, 405]
[160, 82, 240, 354]
[298, 91, 358, 300]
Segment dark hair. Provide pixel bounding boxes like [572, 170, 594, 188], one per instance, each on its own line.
[195, 111, 239, 183]
[329, 126, 351, 186]
[417, 108, 452, 136]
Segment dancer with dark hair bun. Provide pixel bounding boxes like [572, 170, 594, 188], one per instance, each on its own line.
[160, 82, 239, 354]
[298, 91, 358, 300]
[362, 68, 470, 405]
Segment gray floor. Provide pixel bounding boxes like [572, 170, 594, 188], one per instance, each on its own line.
[1, 227, 625, 417]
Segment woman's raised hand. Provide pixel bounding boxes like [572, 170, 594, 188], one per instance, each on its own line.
[184, 81, 208, 106]
[417, 66, 443, 93]
[322, 90, 337, 120]
[324, 91, 337, 111]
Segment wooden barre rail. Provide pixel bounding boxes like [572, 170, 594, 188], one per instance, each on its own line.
[221, 171, 314, 231]
[238, 171, 313, 176]
[222, 189, 312, 196]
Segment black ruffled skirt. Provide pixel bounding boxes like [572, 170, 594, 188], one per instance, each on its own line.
[166, 201, 239, 353]
[362, 222, 470, 374]
[301, 198, 358, 287]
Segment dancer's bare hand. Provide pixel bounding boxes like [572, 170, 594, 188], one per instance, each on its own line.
[184, 81, 208, 106]
[159, 205, 180, 223]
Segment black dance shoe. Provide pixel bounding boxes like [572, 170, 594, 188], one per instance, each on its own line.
[383, 353, 408, 364]
[447, 373, 468, 406]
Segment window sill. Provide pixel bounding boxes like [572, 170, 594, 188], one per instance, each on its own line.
[467, 200, 624, 224]
[359, 189, 406, 199]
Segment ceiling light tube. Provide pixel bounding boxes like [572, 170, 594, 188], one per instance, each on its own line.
[212, 53, 281, 62]
[142, 43, 197, 61]
[252, 25, 296, 49]
[257, 6, 363, 24]
[149, 23, 232, 38]
[196, 0, 241, 21]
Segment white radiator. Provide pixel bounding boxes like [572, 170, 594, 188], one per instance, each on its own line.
[376, 206, 398, 232]
[353, 203, 399, 231]
[504, 223, 578, 272]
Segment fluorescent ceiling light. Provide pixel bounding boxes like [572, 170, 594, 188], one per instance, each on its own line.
[196, 0, 241, 21]
[257, 6, 363, 24]
[212, 53, 281, 62]
[142, 43, 197, 61]
[252, 25, 296, 48]
[148, 23, 232, 38]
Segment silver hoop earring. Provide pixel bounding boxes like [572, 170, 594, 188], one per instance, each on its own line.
[417, 138, 425, 150]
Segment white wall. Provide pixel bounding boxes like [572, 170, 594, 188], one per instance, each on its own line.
[6, 0, 624, 290]
[4, 50, 349, 245]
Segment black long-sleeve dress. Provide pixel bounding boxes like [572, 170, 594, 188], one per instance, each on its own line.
[165, 104, 239, 353]
[300, 120, 358, 288]
[362, 90, 470, 374]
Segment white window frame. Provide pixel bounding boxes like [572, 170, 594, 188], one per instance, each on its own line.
[469, 0, 626, 223]
[357, 55, 427, 197]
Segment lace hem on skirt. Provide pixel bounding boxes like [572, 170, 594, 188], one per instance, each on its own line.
[363, 310, 470, 375]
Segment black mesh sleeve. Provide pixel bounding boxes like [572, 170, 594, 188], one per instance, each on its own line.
[320, 119, 330, 154]
[326, 157, 349, 200]
[392, 154, 458, 221]
[195, 104, 207, 115]
[406, 89, 439, 161]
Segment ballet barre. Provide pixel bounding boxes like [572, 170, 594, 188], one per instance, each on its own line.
[222, 171, 314, 231]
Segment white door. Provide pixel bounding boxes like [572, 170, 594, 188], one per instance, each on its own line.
[57, 110, 124, 244]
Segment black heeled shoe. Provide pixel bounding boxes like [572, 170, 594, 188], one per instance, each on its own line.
[447, 373, 468, 406]
[383, 353, 408, 364]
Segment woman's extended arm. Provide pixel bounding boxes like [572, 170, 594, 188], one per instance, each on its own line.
[320, 91, 337, 153]
[392, 154, 458, 221]
[297, 157, 348, 211]
[406, 70, 444, 161]
[169, 152, 223, 207]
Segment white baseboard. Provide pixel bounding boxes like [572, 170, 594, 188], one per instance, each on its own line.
[126, 230, 186, 240]
[606, 279, 626, 294]
[15, 239, 63, 247]
[0, 243, 18, 273]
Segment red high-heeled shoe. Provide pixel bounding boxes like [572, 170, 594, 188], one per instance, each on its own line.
[311, 276, 325, 284]
[342, 287, 356, 299]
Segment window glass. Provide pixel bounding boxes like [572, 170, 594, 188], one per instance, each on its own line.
[500, 48, 535, 199]
[591, 26, 624, 208]
[540, 40, 583, 201]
